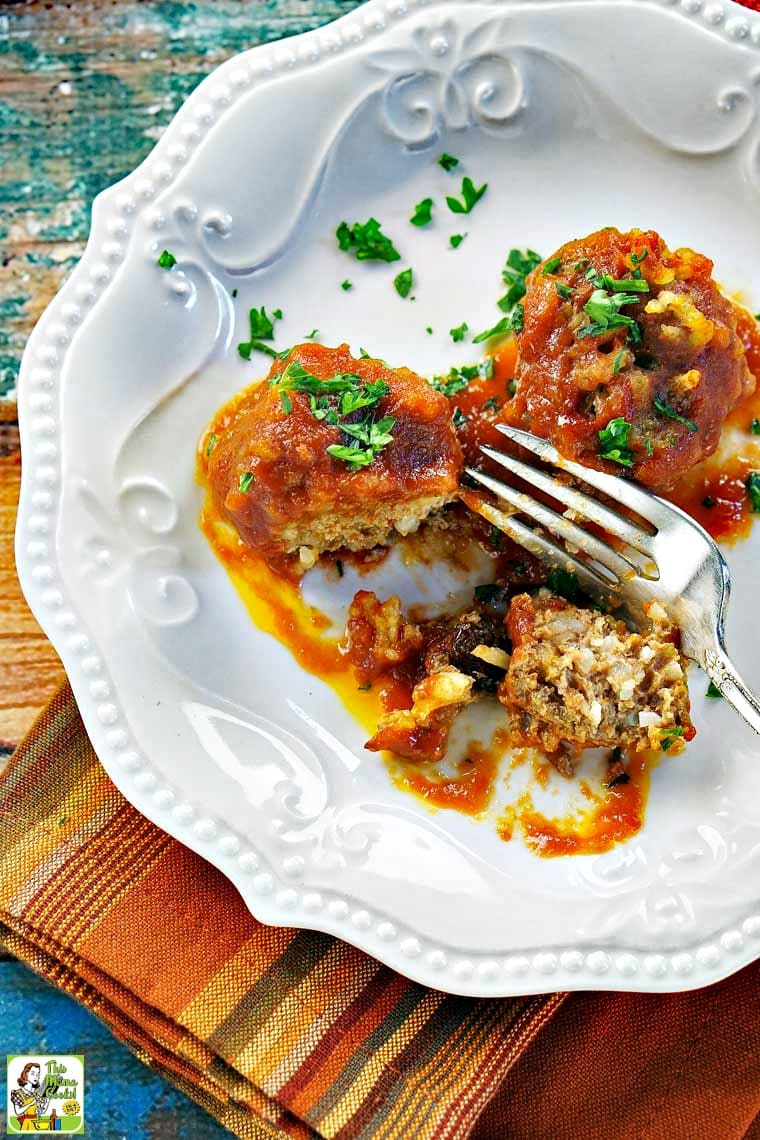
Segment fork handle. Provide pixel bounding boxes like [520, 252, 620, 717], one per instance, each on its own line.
[704, 647, 760, 738]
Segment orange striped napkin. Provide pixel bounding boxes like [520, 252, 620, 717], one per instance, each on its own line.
[0, 683, 563, 1139]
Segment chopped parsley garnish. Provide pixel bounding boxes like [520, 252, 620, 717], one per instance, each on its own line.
[473, 316, 512, 344]
[702, 495, 716, 508]
[546, 568, 582, 603]
[606, 770, 630, 789]
[452, 407, 468, 427]
[394, 268, 414, 298]
[613, 350, 625, 375]
[751, 418, 760, 435]
[336, 559, 344, 577]
[489, 525, 502, 549]
[426, 326, 433, 334]
[305, 328, 319, 340]
[446, 176, 488, 215]
[336, 218, 401, 262]
[653, 396, 697, 433]
[482, 396, 501, 413]
[239, 471, 255, 493]
[271, 362, 394, 471]
[746, 471, 760, 512]
[507, 378, 518, 396]
[598, 417, 634, 467]
[357, 683, 372, 691]
[498, 248, 542, 314]
[272, 308, 283, 320]
[327, 415, 396, 471]
[58, 814, 68, 825]
[341, 279, 353, 291]
[542, 256, 562, 275]
[659, 726, 684, 752]
[577, 288, 642, 343]
[586, 272, 649, 294]
[410, 198, 433, 227]
[238, 306, 281, 360]
[429, 358, 493, 397]
[205, 432, 217, 458]
[555, 282, 573, 301]
[474, 583, 501, 603]
[450, 321, 469, 343]
[706, 681, 722, 698]
[450, 233, 466, 249]
[573, 257, 590, 272]
[630, 249, 649, 265]
[438, 152, 459, 172]
[157, 249, 176, 270]
[231, 288, 238, 298]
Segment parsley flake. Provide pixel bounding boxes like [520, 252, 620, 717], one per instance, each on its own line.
[239, 471, 255, 493]
[426, 326, 433, 335]
[452, 407, 468, 427]
[450, 233, 466, 250]
[613, 350, 625, 375]
[472, 316, 512, 344]
[498, 248, 542, 314]
[280, 391, 293, 415]
[706, 681, 723, 699]
[450, 321, 469, 343]
[577, 288, 642, 343]
[205, 432, 217, 458]
[394, 268, 414, 299]
[555, 282, 573, 301]
[410, 198, 433, 227]
[341, 279, 353, 291]
[238, 306, 281, 360]
[438, 153, 459, 172]
[157, 249, 176, 270]
[747, 471, 760, 512]
[659, 726, 684, 752]
[542, 256, 562, 276]
[653, 396, 697, 433]
[751, 418, 760, 436]
[336, 218, 401, 262]
[446, 176, 488, 215]
[598, 417, 634, 467]
[482, 396, 501, 413]
[305, 329, 319, 340]
[231, 288, 238, 298]
[474, 583, 501, 603]
[546, 568, 582, 603]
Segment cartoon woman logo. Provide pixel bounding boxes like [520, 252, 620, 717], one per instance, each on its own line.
[9, 1062, 58, 1131]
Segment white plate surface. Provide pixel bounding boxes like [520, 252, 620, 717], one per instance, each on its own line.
[15, 0, 760, 996]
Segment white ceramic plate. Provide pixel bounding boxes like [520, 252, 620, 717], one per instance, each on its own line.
[16, 0, 760, 996]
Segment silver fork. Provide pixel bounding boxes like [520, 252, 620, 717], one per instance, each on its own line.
[465, 423, 760, 737]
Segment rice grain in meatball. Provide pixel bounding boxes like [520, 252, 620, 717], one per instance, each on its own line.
[506, 228, 754, 488]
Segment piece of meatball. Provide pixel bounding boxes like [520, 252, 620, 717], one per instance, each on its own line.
[204, 343, 463, 565]
[506, 228, 754, 488]
[499, 592, 694, 761]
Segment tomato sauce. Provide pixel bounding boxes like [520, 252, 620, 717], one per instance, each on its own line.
[200, 317, 759, 860]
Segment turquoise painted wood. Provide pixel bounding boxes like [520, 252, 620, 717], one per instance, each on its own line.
[0, 0, 363, 400]
[0, 961, 234, 1138]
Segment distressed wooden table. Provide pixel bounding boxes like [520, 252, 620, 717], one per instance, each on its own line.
[0, 2, 360, 1135]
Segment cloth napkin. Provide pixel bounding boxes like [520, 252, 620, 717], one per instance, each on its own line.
[2, 684, 760, 1139]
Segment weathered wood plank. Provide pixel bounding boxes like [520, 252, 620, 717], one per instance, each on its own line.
[0, 0, 363, 400]
[0, 444, 66, 750]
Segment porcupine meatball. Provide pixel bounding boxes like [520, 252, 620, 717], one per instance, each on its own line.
[499, 592, 694, 761]
[506, 228, 754, 488]
[203, 343, 463, 566]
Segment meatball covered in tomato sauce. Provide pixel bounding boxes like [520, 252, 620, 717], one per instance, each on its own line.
[202, 343, 463, 566]
[506, 228, 754, 488]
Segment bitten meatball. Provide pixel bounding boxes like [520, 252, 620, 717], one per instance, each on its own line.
[499, 592, 694, 760]
[506, 228, 754, 488]
[203, 343, 463, 565]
